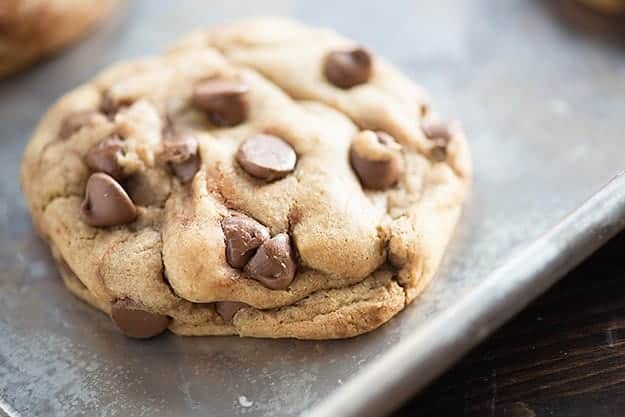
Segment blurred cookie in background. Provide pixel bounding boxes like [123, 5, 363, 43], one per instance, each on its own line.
[578, 0, 625, 13]
[0, 0, 120, 78]
[543, 0, 625, 42]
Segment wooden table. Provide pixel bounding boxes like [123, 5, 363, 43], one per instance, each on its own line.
[393, 231, 625, 417]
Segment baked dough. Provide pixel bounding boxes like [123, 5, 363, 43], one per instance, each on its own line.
[0, 0, 119, 78]
[21, 18, 471, 339]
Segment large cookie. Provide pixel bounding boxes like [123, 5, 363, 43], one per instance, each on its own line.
[578, 0, 625, 13]
[0, 0, 119, 78]
[21, 17, 471, 340]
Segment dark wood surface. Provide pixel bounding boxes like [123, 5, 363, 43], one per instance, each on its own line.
[392, 230, 625, 417]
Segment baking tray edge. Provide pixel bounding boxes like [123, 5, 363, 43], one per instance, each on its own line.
[306, 171, 625, 417]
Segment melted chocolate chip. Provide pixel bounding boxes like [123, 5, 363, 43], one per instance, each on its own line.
[244, 233, 296, 290]
[81, 173, 137, 227]
[111, 299, 170, 339]
[222, 213, 271, 269]
[215, 301, 248, 322]
[422, 122, 453, 143]
[99, 92, 133, 118]
[172, 158, 200, 183]
[324, 47, 373, 89]
[99, 92, 117, 117]
[422, 121, 454, 162]
[161, 135, 197, 164]
[84, 136, 126, 180]
[161, 135, 201, 183]
[429, 139, 448, 161]
[192, 79, 249, 127]
[59, 110, 107, 139]
[350, 131, 404, 190]
[236, 134, 296, 181]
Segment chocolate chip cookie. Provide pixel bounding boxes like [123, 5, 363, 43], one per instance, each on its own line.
[578, 0, 625, 13]
[21, 17, 471, 339]
[0, 0, 119, 78]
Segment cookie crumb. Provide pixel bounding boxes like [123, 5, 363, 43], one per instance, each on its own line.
[238, 395, 254, 408]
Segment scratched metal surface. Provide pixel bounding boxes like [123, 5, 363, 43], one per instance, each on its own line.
[1, 1, 625, 416]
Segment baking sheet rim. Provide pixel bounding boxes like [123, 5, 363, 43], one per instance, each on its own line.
[306, 171, 625, 417]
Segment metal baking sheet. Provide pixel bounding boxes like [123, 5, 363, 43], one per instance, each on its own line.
[2, 1, 625, 416]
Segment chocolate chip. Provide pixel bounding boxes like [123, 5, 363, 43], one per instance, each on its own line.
[222, 213, 270, 269]
[429, 139, 448, 161]
[160, 135, 201, 183]
[192, 79, 249, 127]
[422, 122, 453, 143]
[99, 92, 133, 118]
[422, 122, 454, 162]
[99, 92, 117, 117]
[59, 110, 107, 139]
[161, 135, 198, 164]
[172, 159, 201, 183]
[215, 301, 248, 322]
[244, 233, 296, 290]
[84, 136, 126, 180]
[350, 131, 404, 190]
[324, 47, 373, 89]
[81, 173, 137, 227]
[111, 299, 170, 339]
[236, 134, 296, 181]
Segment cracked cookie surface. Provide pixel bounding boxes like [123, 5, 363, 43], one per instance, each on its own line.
[21, 17, 471, 340]
[0, 0, 118, 78]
